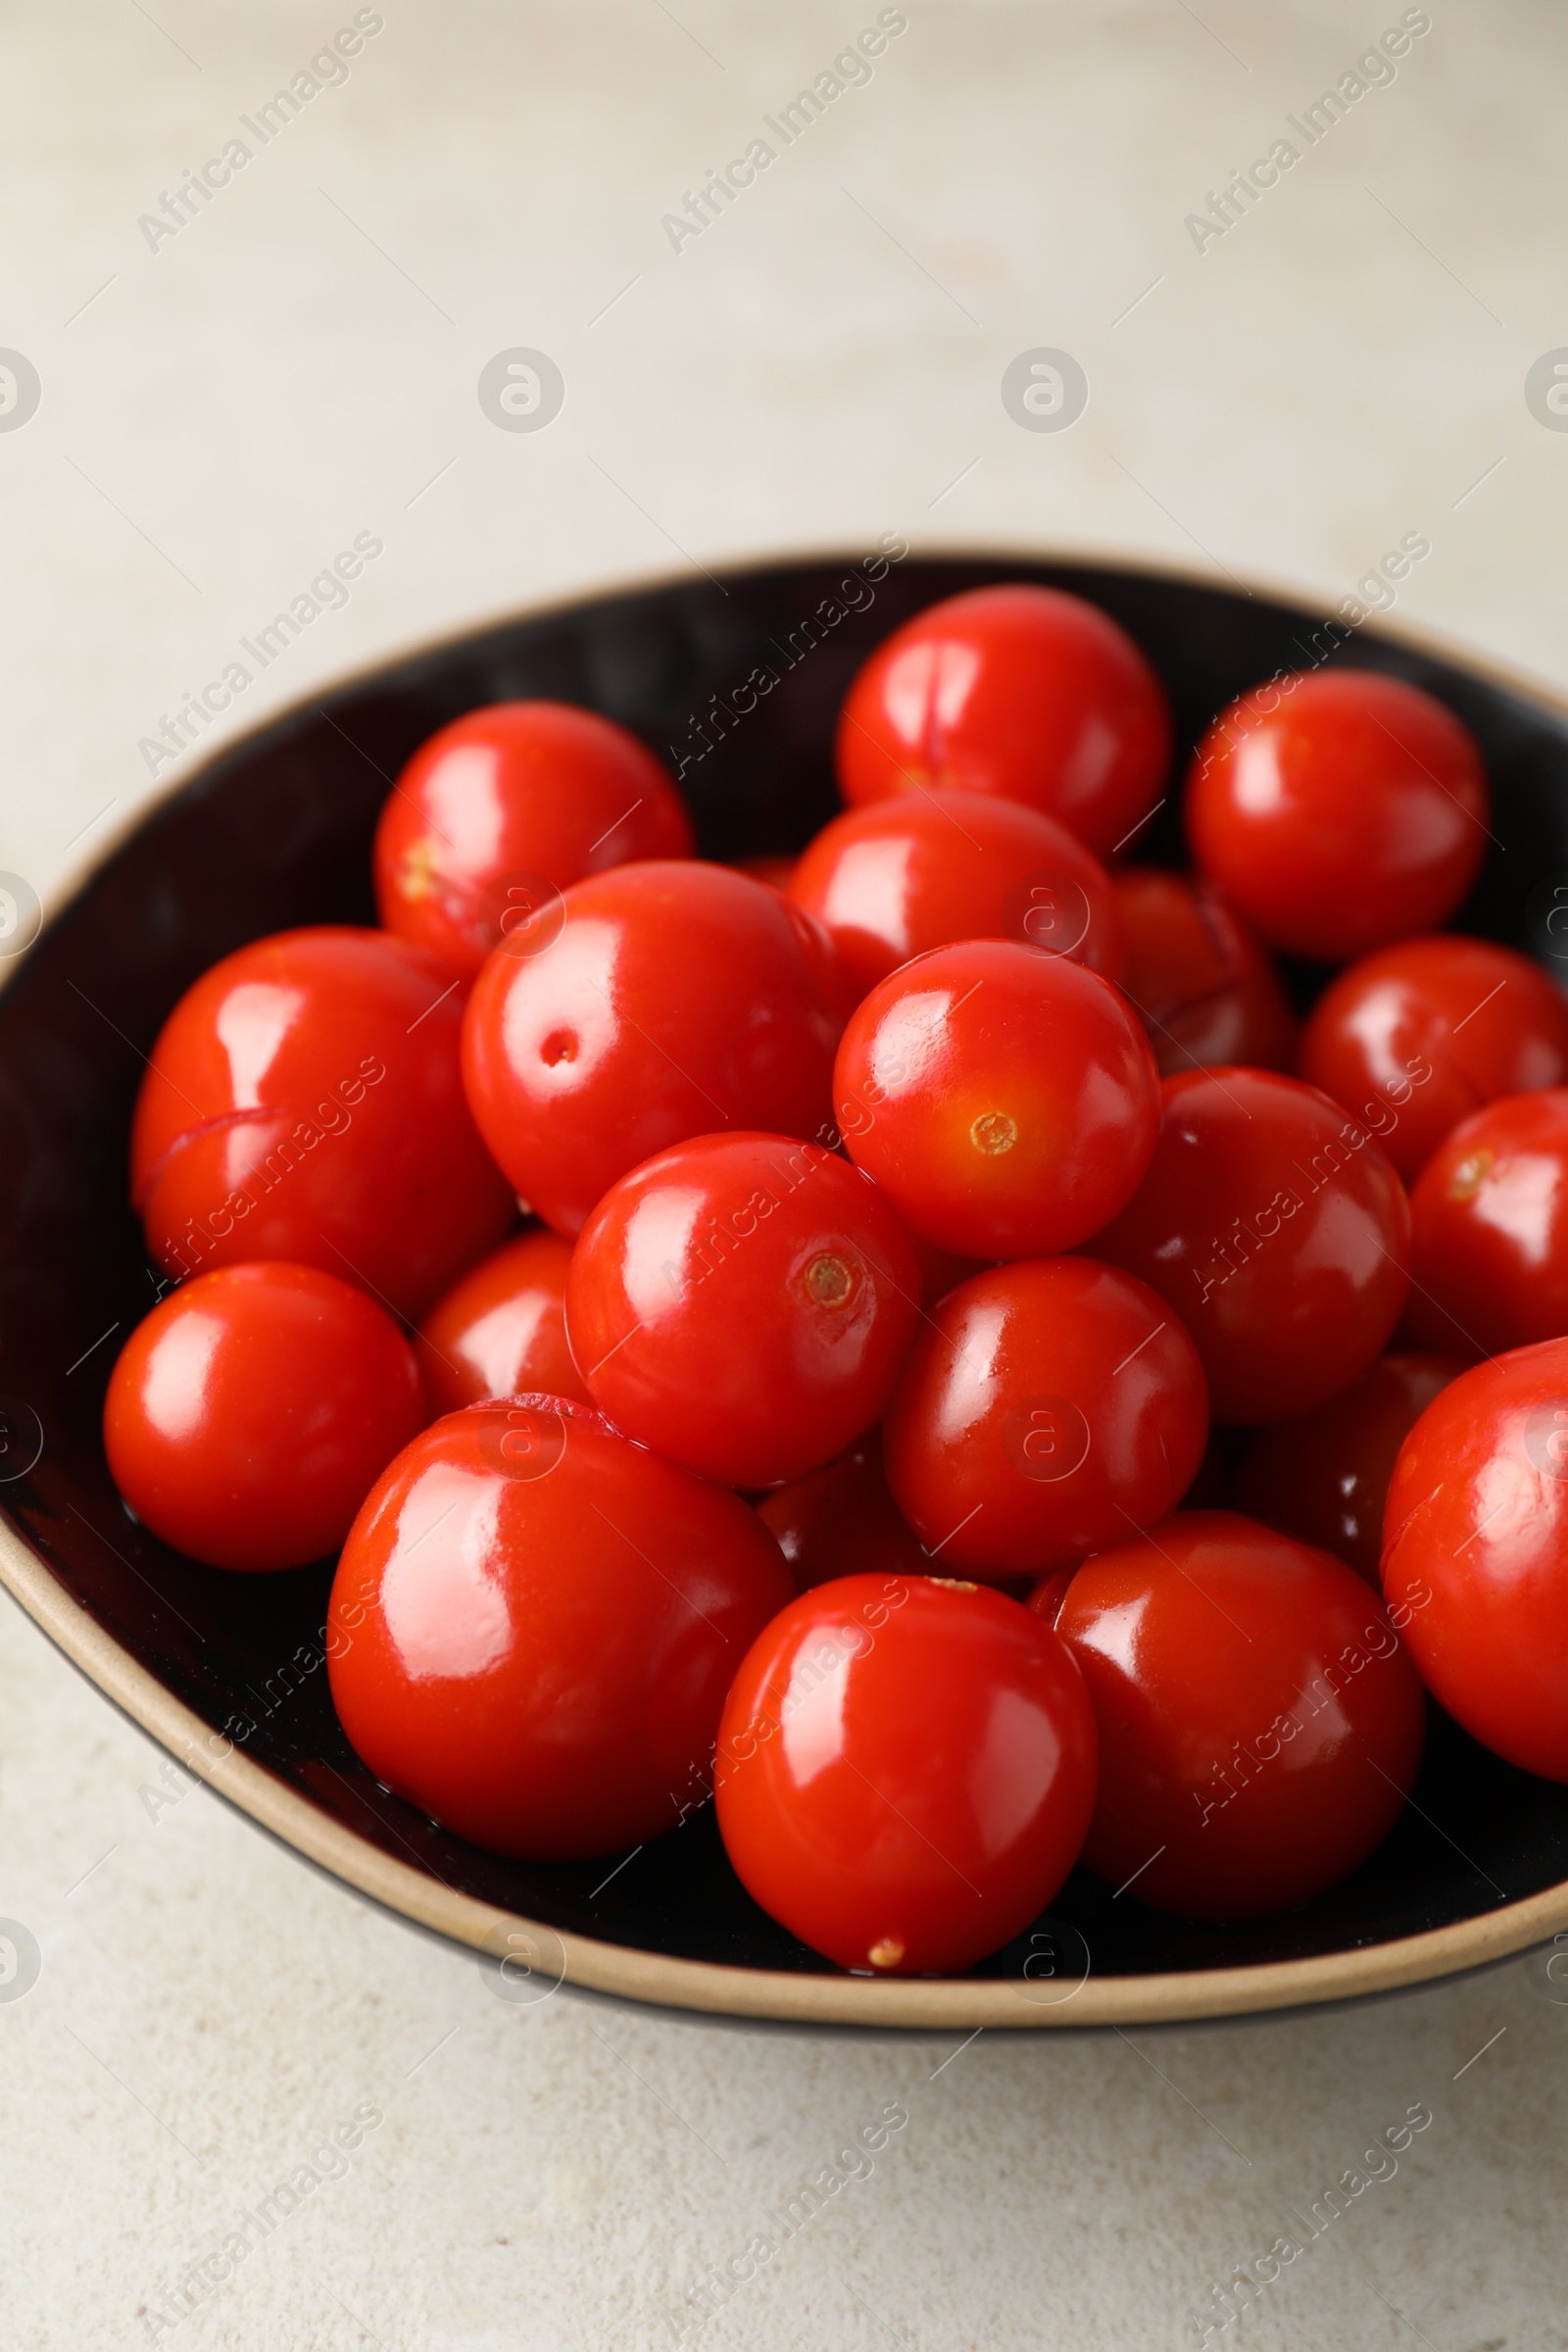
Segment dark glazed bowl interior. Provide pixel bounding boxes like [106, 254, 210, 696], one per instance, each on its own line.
[4, 551, 1568, 1993]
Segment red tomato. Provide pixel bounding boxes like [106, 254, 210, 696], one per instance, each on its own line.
[1232, 1351, 1463, 1584]
[416, 1228, 588, 1416]
[787, 788, 1125, 999]
[1096, 1067, 1411, 1422]
[756, 1431, 930, 1591]
[834, 940, 1159, 1258]
[1404, 1089, 1568, 1358]
[713, 1573, 1098, 1973]
[1383, 1340, 1568, 1779]
[104, 1262, 424, 1572]
[327, 1396, 793, 1859]
[565, 1132, 919, 1488]
[461, 863, 846, 1236]
[882, 1257, 1208, 1579]
[1300, 935, 1568, 1183]
[373, 702, 693, 979]
[836, 585, 1171, 861]
[1185, 670, 1491, 961]
[1112, 865, 1296, 1076]
[131, 927, 514, 1322]
[1058, 1510, 1425, 1917]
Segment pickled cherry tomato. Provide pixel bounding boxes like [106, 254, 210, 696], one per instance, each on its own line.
[461, 863, 846, 1236]
[1112, 864, 1295, 1076]
[104, 1262, 424, 1572]
[328, 1397, 792, 1859]
[788, 789, 1125, 999]
[834, 940, 1159, 1259]
[565, 1132, 919, 1489]
[373, 702, 693, 979]
[882, 1256, 1208, 1579]
[836, 585, 1171, 860]
[1186, 670, 1491, 961]
[757, 1431, 930, 1591]
[1383, 1340, 1568, 1780]
[1058, 1511, 1425, 1917]
[1405, 1089, 1568, 1358]
[714, 1574, 1099, 1973]
[1096, 1067, 1411, 1423]
[416, 1228, 588, 1416]
[1300, 935, 1568, 1182]
[131, 927, 514, 1322]
[1232, 1351, 1462, 1584]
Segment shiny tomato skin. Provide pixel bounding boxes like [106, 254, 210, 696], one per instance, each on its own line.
[834, 940, 1160, 1259]
[836, 585, 1171, 861]
[1058, 1510, 1425, 1917]
[1405, 1089, 1568, 1358]
[461, 863, 845, 1235]
[1112, 864, 1296, 1076]
[882, 1256, 1208, 1579]
[1185, 670, 1490, 961]
[1095, 1067, 1412, 1423]
[566, 1132, 919, 1489]
[131, 926, 514, 1322]
[104, 1262, 424, 1572]
[1232, 1351, 1463, 1584]
[1383, 1340, 1568, 1779]
[416, 1228, 588, 1416]
[327, 1398, 793, 1859]
[788, 788, 1125, 999]
[713, 1573, 1098, 1974]
[757, 1430, 931, 1591]
[373, 701, 693, 979]
[1301, 935, 1568, 1183]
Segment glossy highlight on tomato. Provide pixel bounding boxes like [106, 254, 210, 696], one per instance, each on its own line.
[1112, 864, 1296, 1076]
[1096, 1067, 1412, 1423]
[1058, 1510, 1426, 1917]
[1301, 935, 1568, 1183]
[328, 1397, 793, 1859]
[882, 1256, 1209, 1579]
[416, 1228, 588, 1416]
[104, 1262, 424, 1572]
[1383, 1340, 1568, 1780]
[1186, 669, 1491, 961]
[374, 701, 693, 979]
[131, 926, 514, 1322]
[714, 1573, 1098, 1973]
[836, 584, 1172, 860]
[788, 788, 1125, 999]
[566, 1132, 919, 1488]
[461, 863, 847, 1235]
[835, 940, 1159, 1259]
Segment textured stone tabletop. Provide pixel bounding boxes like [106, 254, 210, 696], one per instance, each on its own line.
[2, 2, 1567, 2344]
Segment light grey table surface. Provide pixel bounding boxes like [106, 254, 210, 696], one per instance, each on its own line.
[3, 3, 1566, 2345]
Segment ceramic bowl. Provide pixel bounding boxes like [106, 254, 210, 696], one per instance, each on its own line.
[5, 551, 1567, 2028]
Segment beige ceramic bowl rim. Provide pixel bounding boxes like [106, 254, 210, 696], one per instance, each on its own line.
[5, 542, 1568, 2030]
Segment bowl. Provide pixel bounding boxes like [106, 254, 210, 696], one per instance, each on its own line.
[5, 549, 1568, 2031]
